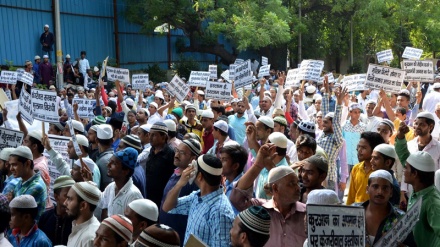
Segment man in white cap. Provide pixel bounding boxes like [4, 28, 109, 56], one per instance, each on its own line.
[0, 148, 17, 195]
[63, 119, 85, 137]
[40, 24, 54, 60]
[64, 181, 102, 247]
[63, 54, 72, 72]
[364, 99, 381, 132]
[245, 116, 274, 158]
[137, 124, 152, 170]
[207, 120, 238, 158]
[342, 103, 366, 173]
[147, 102, 163, 125]
[181, 104, 203, 140]
[96, 124, 115, 190]
[8, 195, 52, 247]
[228, 98, 250, 146]
[423, 82, 440, 113]
[125, 199, 158, 242]
[95, 214, 133, 247]
[164, 119, 182, 149]
[88, 125, 100, 161]
[33, 55, 41, 84]
[136, 108, 149, 126]
[79, 51, 90, 77]
[230, 206, 271, 247]
[201, 110, 215, 154]
[39, 54, 53, 86]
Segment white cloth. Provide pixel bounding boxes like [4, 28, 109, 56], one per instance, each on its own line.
[422, 91, 440, 113]
[137, 144, 151, 171]
[67, 216, 100, 247]
[287, 139, 298, 163]
[0, 235, 12, 247]
[78, 58, 90, 76]
[147, 112, 162, 125]
[99, 178, 143, 217]
[366, 115, 382, 132]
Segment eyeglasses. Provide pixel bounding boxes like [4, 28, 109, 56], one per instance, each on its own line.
[174, 148, 189, 156]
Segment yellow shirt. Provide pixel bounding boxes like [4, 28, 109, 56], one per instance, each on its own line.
[389, 119, 415, 145]
[346, 161, 372, 205]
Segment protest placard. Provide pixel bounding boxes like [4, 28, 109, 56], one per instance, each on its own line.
[234, 60, 253, 88]
[262, 56, 268, 66]
[106, 66, 130, 83]
[365, 64, 405, 94]
[209, 65, 217, 80]
[221, 70, 230, 83]
[17, 69, 34, 86]
[259, 65, 271, 77]
[4, 89, 11, 101]
[376, 49, 393, 63]
[342, 74, 367, 92]
[0, 127, 24, 150]
[206, 81, 232, 100]
[18, 87, 33, 125]
[0, 88, 9, 109]
[286, 69, 300, 87]
[297, 60, 324, 82]
[251, 60, 259, 74]
[402, 60, 434, 82]
[188, 71, 210, 87]
[307, 204, 365, 247]
[31, 89, 59, 122]
[166, 75, 190, 103]
[402, 47, 423, 60]
[326, 72, 335, 83]
[234, 59, 244, 64]
[374, 198, 422, 247]
[0, 71, 18, 84]
[73, 98, 96, 119]
[229, 64, 237, 81]
[71, 132, 83, 157]
[132, 74, 150, 90]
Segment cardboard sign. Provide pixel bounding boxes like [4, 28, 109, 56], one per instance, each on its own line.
[262, 56, 268, 66]
[132, 74, 150, 90]
[365, 64, 405, 94]
[73, 98, 96, 119]
[402, 60, 434, 82]
[229, 64, 237, 81]
[297, 60, 324, 82]
[209, 65, 218, 80]
[286, 69, 300, 87]
[206, 81, 232, 100]
[0, 127, 24, 150]
[307, 204, 365, 247]
[17, 69, 34, 86]
[402, 47, 423, 60]
[185, 234, 208, 247]
[106, 66, 130, 83]
[259, 64, 271, 77]
[166, 75, 190, 103]
[31, 89, 59, 122]
[376, 49, 393, 63]
[220, 70, 230, 82]
[342, 74, 367, 92]
[234, 60, 253, 88]
[0, 71, 18, 84]
[188, 71, 210, 87]
[18, 87, 34, 125]
[326, 72, 335, 83]
[374, 198, 423, 247]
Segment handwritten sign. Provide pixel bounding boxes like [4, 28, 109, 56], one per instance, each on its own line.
[220, 70, 230, 83]
[0, 71, 17, 84]
[106, 66, 130, 83]
[229, 64, 237, 81]
[132, 74, 150, 90]
[0, 128, 24, 151]
[234, 59, 244, 65]
[326, 72, 335, 83]
[259, 65, 271, 77]
[234, 60, 253, 88]
[206, 81, 232, 100]
[262, 56, 268, 66]
[402, 47, 423, 60]
[73, 98, 96, 119]
[166, 75, 190, 103]
[4, 90, 11, 101]
[17, 69, 34, 86]
[374, 198, 422, 247]
[365, 64, 405, 94]
[18, 88, 33, 125]
[209, 65, 217, 80]
[376, 49, 393, 63]
[402, 60, 434, 82]
[307, 204, 365, 247]
[286, 69, 300, 87]
[188, 71, 210, 87]
[31, 89, 59, 122]
[342, 74, 367, 92]
[297, 60, 324, 82]
[71, 132, 83, 157]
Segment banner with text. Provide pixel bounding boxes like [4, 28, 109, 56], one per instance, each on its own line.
[402, 60, 434, 82]
[0, 128, 24, 151]
[73, 98, 96, 119]
[209, 65, 218, 80]
[106, 66, 130, 83]
[234, 60, 253, 88]
[376, 49, 393, 63]
[221, 70, 230, 83]
[167, 75, 190, 102]
[206, 81, 232, 100]
[262, 56, 268, 66]
[365, 64, 405, 93]
[259, 65, 271, 77]
[297, 60, 324, 82]
[0, 71, 17, 84]
[188, 71, 210, 87]
[17, 69, 34, 86]
[326, 72, 335, 83]
[18, 87, 33, 125]
[229, 64, 236, 81]
[131, 74, 150, 90]
[286, 69, 300, 87]
[342, 74, 367, 92]
[402, 47, 423, 60]
[31, 89, 59, 122]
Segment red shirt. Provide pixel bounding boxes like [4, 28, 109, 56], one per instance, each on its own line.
[202, 128, 214, 154]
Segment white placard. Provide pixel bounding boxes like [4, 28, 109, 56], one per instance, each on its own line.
[402, 60, 434, 82]
[307, 204, 365, 247]
[106, 66, 130, 83]
[262, 56, 268, 66]
[4, 89, 11, 101]
[166, 75, 190, 103]
[376, 49, 393, 63]
[0, 71, 18, 84]
[221, 70, 230, 82]
[286, 69, 300, 87]
[402, 47, 423, 60]
[18, 88, 34, 125]
[206, 81, 232, 100]
[259, 65, 271, 77]
[17, 69, 34, 86]
[251, 60, 259, 74]
[342, 74, 367, 92]
[0, 127, 24, 150]
[209, 65, 218, 80]
[326, 72, 335, 83]
[234, 60, 253, 88]
[73, 98, 96, 119]
[229, 64, 236, 81]
[365, 64, 405, 94]
[132, 74, 150, 90]
[71, 132, 83, 156]
[31, 89, 59, 122]
[297, 60, 324, 82]
[374, 198, 422, 247]
[188, 71, 210, 87]
[234, 59, 244, 65]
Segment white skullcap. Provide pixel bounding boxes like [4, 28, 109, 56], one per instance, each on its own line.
[293, 90, 300, 96]
[72, 181, 101, 205]
[325, 112, 335, 119]
[150, 102, 158, 109]
[140, 124, 152, 133]
[44, 24, 49, 28]
[53, 175, 75, 190]
[306, 85, 316, 94]
[13, 146, 33, 160]
[268, 166, 295, 184]
[43, 55, 49, 59]
[163, 119, 177, 132]
[416, 112, 435, 122]
[262, 95, 272, 102]
[102, 215, 133, 243]
[268, 132, 287, 148]
[10, 195, 37, 208]
[313, 94, 322, 101]
[258, 116, 274, 129]
[214, 120, 228, 133]
[0, 148, 14, 161]
[90, 125, 98, 132]
[74, 134, 89, 147]
[373, 144, 397, 159]
[129, 199, 159, 222]
[306, 189, 339, 205]
[366, 99, 377, 105]
[97, 124, 113, 139]
[155, 90, 164, 100]
[73, 157, 96, 172]
[407, 151, 436, 172]
[126, 98, 134, 106]
[28, 130, 43, 142]
[197, 90, 205, 95]
[71, 120, 85, 133]
[433, 83, 440, 89]
[94, 66, 99, 72]
[201, 110, 214, 119]
[349, 103, 362, 111]
[369, 169, 393, 185]
[65, 54, 70, 58]
[34, 55, 41, 60]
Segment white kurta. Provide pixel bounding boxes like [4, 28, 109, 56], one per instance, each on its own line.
[67, 216, 100, 247]
[99, 178, 143, 217]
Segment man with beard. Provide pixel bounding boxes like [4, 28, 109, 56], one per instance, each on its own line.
[64, 181, 101, 247]
[299, 155, 328, 203]
[136, 108, 149, 126]
[229, 206, 271, 247]
[96, 124, 115, 190]
[201, 110, 215, 154]
[228, 99, 248, 146]
[88, 125, 100, 161]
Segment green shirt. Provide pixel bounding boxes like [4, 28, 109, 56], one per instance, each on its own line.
[408, 185, 440, 246]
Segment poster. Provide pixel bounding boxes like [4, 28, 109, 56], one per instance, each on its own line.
[376, 49, 393, 63]
[234, 60, 253, 88]
[166, 75, 190, 103]
[31, 89, 59, 122]
[4, 89, 11, 101]
[220, 70, 230, 83]
[326, 72, 335, 83]
[188, 71, 210, 87]
[365, 64, 405, 94]
[206, 81, 232, 100]
[73, 98, 96, 119]
[18, 87, 34, 125]
[307, 204, 365, 247]
[286, 69, 300, 87]
[259, 65, 271, 77]
[229, 64, 237, 81]
[402, 60, 434, 82]
[106, 66, 130, 83]
[132, 74, 150, 90]
[0, 71, 18, 84]
[17, 69, 34, 86]
[0, 127, 24, 150]
[297, 60, 324, 82]
[262, 56, 268, 66]
[342, 74, 367, 92]
[209, 65, 218, 80]
[402, 47, 423, 60]
[234, 58, 244, 65]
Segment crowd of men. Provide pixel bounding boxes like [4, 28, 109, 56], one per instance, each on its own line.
[1, 57, 440, 247]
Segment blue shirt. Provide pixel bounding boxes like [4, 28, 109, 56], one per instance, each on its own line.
[9, 223, 52, 247]
[2, 175, 20, 195]
[168, 188, 235, 247]
[228, 114, 247, 145]
[256, 157, 289, 199]
[132, 165, 147, 198]
[225, 173, 243, 216]
[14, 172, 47, 221]
[112, 138, 121, 152]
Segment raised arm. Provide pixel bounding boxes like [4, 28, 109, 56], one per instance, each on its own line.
[162, 165, 195, 212]
[273, 72, 285, 109]
[259, 78, 266, 101]
[380, 89, 396, 121]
